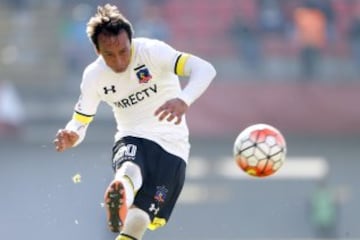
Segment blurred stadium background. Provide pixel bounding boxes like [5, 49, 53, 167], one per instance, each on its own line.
[1, 0, 359, 239]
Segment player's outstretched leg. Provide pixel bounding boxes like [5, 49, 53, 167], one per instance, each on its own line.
[104, 180, 128, 232]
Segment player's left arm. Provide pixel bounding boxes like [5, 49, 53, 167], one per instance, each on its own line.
[155, 53, 216, 124]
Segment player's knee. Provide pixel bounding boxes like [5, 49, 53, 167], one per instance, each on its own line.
[117, 161, 142, 190]
[122, 208, 151, 240]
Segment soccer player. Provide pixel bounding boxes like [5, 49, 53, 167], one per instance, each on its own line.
[53, 4, 216, 240]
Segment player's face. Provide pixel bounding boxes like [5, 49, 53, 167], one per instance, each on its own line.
[97, 31, 131, 73]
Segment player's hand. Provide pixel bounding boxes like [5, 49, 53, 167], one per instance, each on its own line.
[154, 98, 188, 125]
[54, 129, 79, 152]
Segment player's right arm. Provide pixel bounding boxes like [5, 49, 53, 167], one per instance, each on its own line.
[54, 68, 101, 152]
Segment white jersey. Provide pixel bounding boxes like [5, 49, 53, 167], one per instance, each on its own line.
[73, 38, 192, 162]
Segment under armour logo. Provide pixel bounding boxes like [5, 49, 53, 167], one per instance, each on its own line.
[149, 203, 160, 215]
[103, 85, 116, 94]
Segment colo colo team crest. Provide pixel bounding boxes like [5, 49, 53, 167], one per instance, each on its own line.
[134, 64, 152, 84]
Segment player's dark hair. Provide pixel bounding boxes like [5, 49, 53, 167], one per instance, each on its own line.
[87, 4, 134, 50]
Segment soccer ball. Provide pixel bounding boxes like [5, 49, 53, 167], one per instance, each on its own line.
[233, 123, 286, 177]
